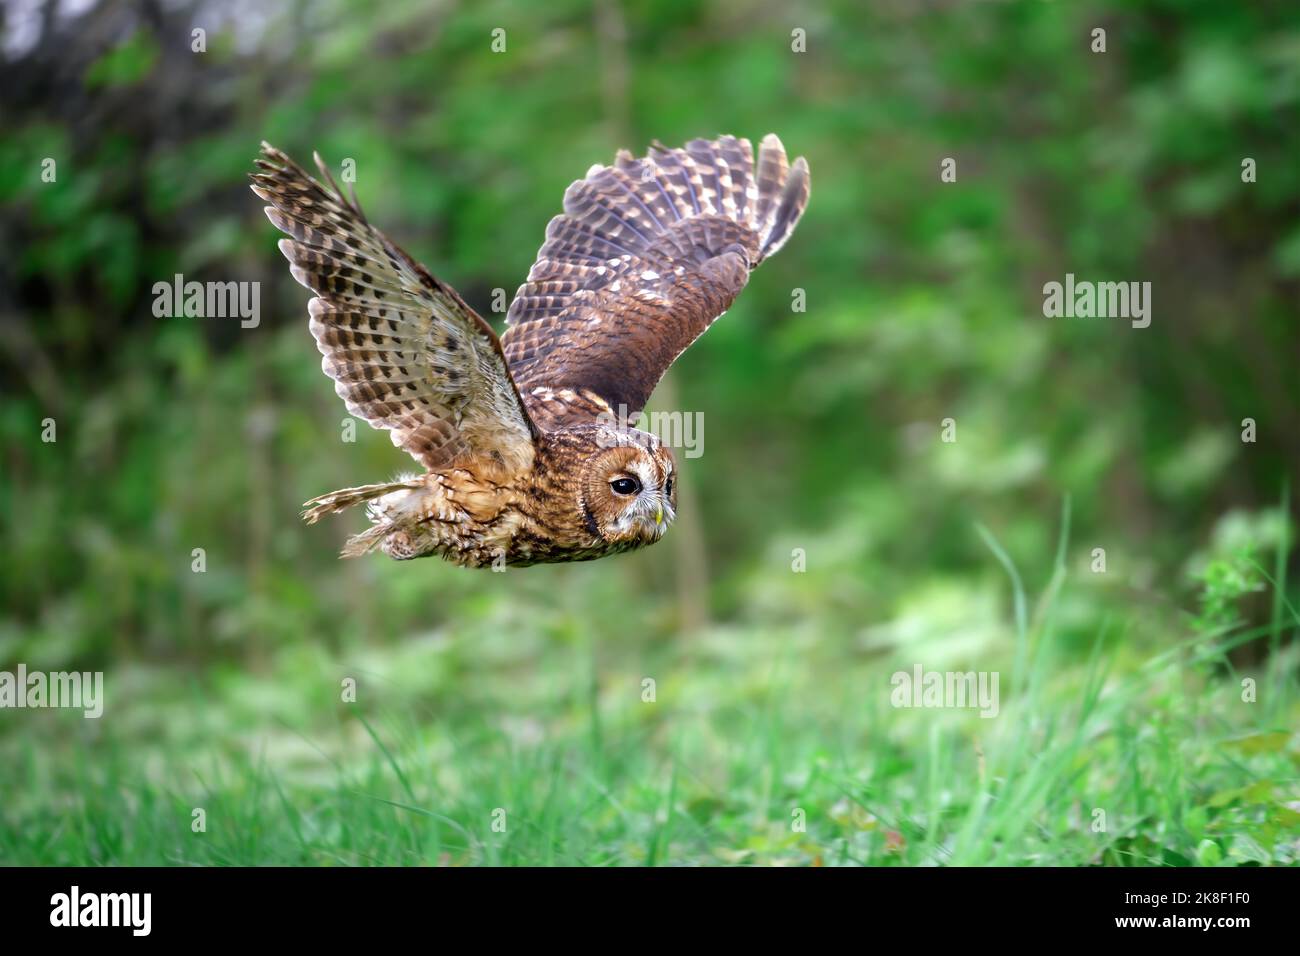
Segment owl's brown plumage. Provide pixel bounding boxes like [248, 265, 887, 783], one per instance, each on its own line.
[251, 134, 809, 567]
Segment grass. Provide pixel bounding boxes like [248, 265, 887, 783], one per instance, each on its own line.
[2, 504, 1297, 867]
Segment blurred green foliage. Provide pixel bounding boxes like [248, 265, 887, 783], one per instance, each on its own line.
[0, 0, 1297, 865]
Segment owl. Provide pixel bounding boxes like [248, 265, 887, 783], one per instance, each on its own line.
[251, 133, 809, 567]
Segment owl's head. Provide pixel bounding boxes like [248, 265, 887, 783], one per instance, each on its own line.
[578, 427, 677, 546]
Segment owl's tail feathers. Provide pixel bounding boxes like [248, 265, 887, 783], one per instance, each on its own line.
[301, 478, 423, 525]
[303, 477, 428, 559]
[338, 524, 389, 559]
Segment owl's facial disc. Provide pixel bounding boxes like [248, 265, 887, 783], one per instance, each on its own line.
[581, 433, 677, 546]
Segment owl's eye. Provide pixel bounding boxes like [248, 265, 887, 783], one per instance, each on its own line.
[610, 476, 641, 496]
[664, 476, 673, 497]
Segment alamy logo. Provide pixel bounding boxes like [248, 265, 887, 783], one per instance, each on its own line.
[0, 664, 103, 718]
[50, 886, 151, 936]
[152, 273, 260, 328]
[1042, 273, 1151, 328]
[890, 665, 1000, 718]
[596, 404, 705, 458]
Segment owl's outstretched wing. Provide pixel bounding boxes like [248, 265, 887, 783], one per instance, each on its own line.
[501, 134, 809, 430]
[252, 143, 538, 473]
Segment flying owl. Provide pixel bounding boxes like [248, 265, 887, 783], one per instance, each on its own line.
[251, 133, 809, 567]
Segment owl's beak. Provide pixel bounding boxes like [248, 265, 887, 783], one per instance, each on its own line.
[655, 505, 664, 528]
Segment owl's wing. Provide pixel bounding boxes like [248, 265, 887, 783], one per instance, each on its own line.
[252, 144, 538, 473]
[501, 134, 808, 430]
